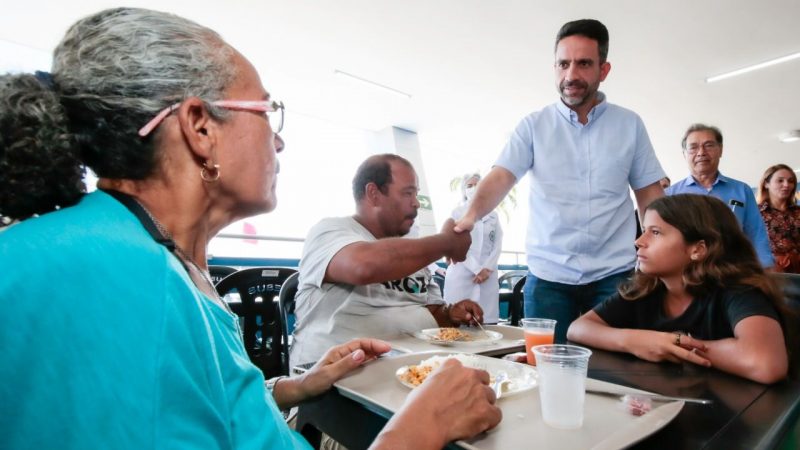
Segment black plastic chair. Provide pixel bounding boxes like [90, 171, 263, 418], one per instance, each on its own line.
[774, 273, 800, 308]
[209, 265, 238, 285]
[215, 267, 297, 378]
[509, 276, 526, 326]
[498, 270, 527, 325]
[772, 273, 800, 374]
[498, 270, 527, 292]
[278, 272, 300, 373]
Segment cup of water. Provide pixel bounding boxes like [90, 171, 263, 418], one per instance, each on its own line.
[532, 344, 592, 429]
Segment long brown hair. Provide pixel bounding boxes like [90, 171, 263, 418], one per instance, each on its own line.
[757, 163, 797, 206]
[620, 194, 782, 306]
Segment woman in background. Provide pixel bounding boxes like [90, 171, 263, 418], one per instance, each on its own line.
[568, 194, 788, 384]
[444, 173, 504, 323]
[757, 164, 800, 273]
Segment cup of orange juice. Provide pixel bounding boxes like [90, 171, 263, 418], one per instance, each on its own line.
[521, 318, 556, 365]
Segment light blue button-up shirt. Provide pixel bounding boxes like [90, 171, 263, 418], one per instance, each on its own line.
[666, 173, 774, 267]
[495, 93, 665, 285]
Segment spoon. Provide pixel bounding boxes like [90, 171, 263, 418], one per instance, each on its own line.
[493, 371, 511, 399]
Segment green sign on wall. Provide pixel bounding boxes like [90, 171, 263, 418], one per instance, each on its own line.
[417, 195, 432, 210]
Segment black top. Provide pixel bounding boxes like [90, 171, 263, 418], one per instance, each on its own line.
[594, 285, 780, 339]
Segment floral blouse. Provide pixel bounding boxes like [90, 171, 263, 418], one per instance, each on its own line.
[759, 202, 800, 273]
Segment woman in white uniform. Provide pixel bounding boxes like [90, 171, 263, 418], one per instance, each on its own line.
[444, 173, 503, 323]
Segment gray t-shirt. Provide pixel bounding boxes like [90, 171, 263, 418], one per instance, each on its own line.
[289, 217, 443, 366]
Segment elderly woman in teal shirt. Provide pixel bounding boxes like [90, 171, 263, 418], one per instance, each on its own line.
[0, 8, 500, 449]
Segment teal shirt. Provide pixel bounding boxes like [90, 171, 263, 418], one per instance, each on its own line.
[0, 191, 310, 449]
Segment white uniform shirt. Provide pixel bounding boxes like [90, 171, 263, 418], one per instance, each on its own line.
[443, 204, 503, 322]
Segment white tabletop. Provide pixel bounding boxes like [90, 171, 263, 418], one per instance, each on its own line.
[334, 351, 683, 450]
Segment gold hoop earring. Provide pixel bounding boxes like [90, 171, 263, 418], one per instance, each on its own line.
[200, 163, 220, 182]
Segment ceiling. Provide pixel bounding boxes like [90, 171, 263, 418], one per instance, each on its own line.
[3, 0, 799, 187]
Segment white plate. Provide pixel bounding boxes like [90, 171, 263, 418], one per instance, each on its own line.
[395, 354, 538, 398]
[412, 327, 503, 346]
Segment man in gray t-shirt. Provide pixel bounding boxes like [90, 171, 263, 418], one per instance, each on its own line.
[290, 154, 484, 366]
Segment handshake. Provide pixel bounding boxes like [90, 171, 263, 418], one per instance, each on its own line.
[439, 218, 472, 263]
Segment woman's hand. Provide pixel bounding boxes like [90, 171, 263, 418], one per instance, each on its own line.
[568, 311, 710, 367]
[271, 339, 391, 409]
[472, 268, 493, 284]
[623, 330, 711, 367]
[371, 359, 502, 449]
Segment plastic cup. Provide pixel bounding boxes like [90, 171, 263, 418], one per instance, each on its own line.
[533, 344, 592, 429]
[521, 318, 556, 365]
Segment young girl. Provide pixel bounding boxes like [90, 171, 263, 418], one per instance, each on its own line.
[567, 194, 789, 384]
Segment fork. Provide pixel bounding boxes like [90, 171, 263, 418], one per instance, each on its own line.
[586, 388, 713, 405]
[473, 317, 489, 339]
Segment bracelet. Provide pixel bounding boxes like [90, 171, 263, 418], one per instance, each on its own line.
[266, 375, 288, 395]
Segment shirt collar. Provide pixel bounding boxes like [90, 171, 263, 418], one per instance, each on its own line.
[687, 171, 726, 187]
[556, 91, 608, 125]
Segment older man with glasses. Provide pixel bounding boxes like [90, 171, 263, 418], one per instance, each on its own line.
[667, 123, 774, 267]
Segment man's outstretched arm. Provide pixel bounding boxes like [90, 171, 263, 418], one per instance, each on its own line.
[454, 166, 516, 233]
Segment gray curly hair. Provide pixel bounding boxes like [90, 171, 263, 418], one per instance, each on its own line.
[52, 7, 237, 179]
[0, 7, 240, 221]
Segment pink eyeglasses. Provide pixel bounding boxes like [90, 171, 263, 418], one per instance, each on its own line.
[138, 99, 285, 137]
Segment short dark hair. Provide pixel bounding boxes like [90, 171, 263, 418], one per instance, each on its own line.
[681, 123, 723, 150]
[352, 154, 413, 201]
[555, 19, 609, 63]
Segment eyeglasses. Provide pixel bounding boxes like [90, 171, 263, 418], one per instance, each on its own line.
[684, 141, 720, 155]
[138, 99, 285, 137]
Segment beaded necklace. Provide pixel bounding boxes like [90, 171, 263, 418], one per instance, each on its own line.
[102, 189, 234, 316]
[135, 200, 235, 315]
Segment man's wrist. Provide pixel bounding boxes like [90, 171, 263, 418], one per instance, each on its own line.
[266, 375, 288, 396]
[442, 303, 451, 318]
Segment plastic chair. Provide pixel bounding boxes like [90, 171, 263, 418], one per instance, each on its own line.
[498, 270, 527, 325]
[508, 276, 526, 326]
[215, 267, 297, 378]
[772, 273, 800, 374]
[498, 270, 528, 292]
[278, 272, 300, 373]
[209, 265, 237, 285]
[774, 273, 800, 308]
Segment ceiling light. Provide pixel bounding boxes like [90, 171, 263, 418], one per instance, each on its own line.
[334, 69, 412, 99]
[780, 130, 800, 143]
[705, 51, 800, 83]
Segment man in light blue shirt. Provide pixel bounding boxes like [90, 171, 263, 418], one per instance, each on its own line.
[454, 19, 665, 342]
[667, 123, 774, 267]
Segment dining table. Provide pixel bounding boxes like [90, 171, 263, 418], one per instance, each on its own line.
[294, 328, 800, 450]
